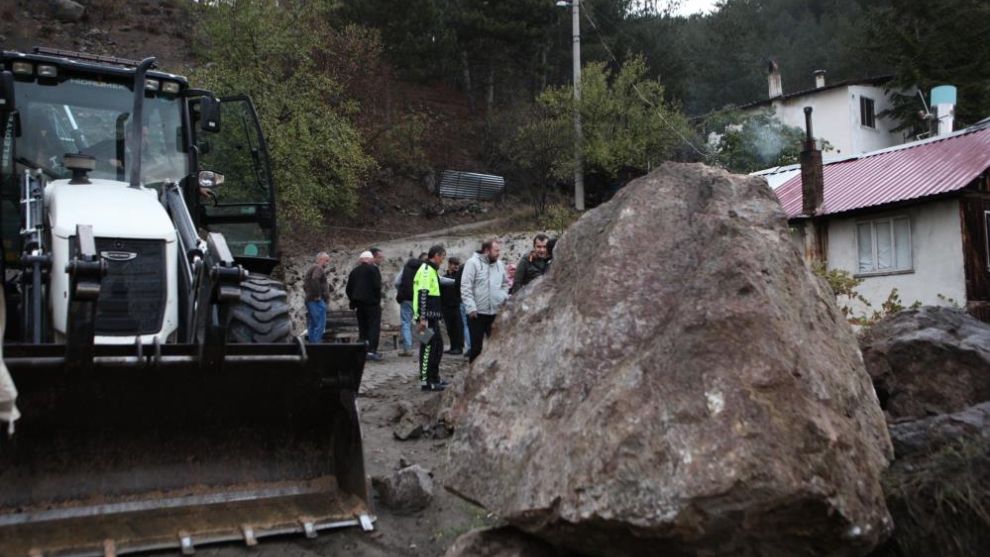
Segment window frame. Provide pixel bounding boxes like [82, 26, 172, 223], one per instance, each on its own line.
[860, 96, 877, 130]
[854, 215, 913, 276]
[984, 210, 990, 272]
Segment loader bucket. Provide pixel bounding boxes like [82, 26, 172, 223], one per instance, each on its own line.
[0, 341, 372, 556]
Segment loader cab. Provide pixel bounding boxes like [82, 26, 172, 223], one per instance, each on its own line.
[0, 50, 189, 269]
[190, 95, 279, 275]
[0, 50, 280, 277]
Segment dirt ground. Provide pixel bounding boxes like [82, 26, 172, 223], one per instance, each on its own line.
[154, 341, 494, 557]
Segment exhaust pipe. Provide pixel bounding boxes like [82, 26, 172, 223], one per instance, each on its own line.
[129, 57, 156, 188]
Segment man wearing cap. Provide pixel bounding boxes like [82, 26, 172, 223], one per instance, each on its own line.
[346, 251, 384, 361]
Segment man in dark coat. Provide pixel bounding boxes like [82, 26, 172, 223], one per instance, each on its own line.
[346, 251, 383, 361]
[510, 234, 551, 294]
[393, 253, 427, 356]
[440, 257, 464, 354]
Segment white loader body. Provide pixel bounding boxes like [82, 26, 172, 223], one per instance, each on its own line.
[45, 178, 178, 344]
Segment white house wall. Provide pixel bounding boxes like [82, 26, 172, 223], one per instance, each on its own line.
[846, 85, 905, 154]
[763, 85, 908, 157]
[771, 88, 852, 155]
[825, 198, 966, 317]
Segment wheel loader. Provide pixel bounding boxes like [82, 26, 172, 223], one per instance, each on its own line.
[0, 47, 372, 556]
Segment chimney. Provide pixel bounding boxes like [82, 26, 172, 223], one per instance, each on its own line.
[931, 85, 957, 136]
[767, 60, 783, 99]
[814, 69, 826, 89]
[800, 107, 824, 216]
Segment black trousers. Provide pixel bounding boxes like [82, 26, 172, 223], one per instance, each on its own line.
[419, 319, 443, 384]
[355, 304, 381, 353]
[467, 313, 496, 362]
[441, 305, 464, 350]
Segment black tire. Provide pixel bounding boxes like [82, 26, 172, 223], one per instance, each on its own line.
[228, 274, 294, 343]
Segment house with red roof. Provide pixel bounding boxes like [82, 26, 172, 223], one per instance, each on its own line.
[774, 119, 990, 322]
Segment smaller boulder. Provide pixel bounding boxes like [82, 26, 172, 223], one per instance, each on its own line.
[860, 306, 990, 420]
[888, 401, 990, 457]
[53, 0, 85, 22]
[393, 414, 424, 441]
[372, 465, 433, 514]
[444, 526, 566, 557]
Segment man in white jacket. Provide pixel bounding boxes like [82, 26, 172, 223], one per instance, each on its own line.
[460, 238, 510, 362]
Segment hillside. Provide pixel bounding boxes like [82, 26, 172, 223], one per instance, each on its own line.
[1, 0, 536, 252]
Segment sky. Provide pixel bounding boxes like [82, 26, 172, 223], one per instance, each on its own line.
[671, 0, 720, 17]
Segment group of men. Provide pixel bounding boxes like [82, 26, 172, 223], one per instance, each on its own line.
[302, 234, 555, 392]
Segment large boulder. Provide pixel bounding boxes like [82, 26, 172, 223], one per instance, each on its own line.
[446, 163, 892, 556]
[859, 306, 990, 420]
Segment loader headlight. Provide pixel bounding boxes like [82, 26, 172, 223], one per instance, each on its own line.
[198, 170, 225, 189]
[161, 81, 180, 95]
[11, 62, 33, 75]
[144, 79, 160, 91]
[37, 64, 58, 78]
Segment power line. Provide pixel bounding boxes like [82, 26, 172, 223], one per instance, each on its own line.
[581, 7, 714, 160]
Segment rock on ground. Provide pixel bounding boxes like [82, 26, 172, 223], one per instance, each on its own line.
[53, 0, 85, 22]
[446, 163, 893, 556]
[444, 526, 568, 557]
[372, 464, 434, 514]
[887, 401, 990, 457]
[859, 306, 990, 420]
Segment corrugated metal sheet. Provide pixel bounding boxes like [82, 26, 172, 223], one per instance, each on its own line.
[438, 170, 505, 200]
[776, 125, 990, 218]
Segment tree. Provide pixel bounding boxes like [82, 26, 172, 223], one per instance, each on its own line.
[705, 108, 806, 173]
[536, 55, 691, 202]
[191, 0, 375, 225]
[865, 0, 990, 131]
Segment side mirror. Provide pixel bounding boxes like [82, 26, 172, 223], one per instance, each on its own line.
[199, 96, 221, 133]
[197, 170, 225, 189]
[0, 71, 15, 112]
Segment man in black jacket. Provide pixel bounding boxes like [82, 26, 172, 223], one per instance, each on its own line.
[510, 234, 551, 294]
[393, 253, 427, 357]
[346, 251, 383, 361]
[440, 257, 464, 354]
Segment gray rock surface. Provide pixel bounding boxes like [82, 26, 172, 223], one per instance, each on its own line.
[887, 401, 990, 457]
[372, 464, 434, 514]
[443, 526, 567, 557]
[859, 306, 990, 420]
[53, 0, 85, 22]
[446, 163, 893, 556]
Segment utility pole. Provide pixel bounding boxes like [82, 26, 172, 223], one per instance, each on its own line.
[557, 0, 584, 211]
[571, 0, 585, 211]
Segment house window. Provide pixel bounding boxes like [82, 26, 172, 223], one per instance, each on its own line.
[856, 216, 912, 274]
[860, 96, 876, 129]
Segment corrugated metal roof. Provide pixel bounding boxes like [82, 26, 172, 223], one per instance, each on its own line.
[775, 124, 990, 218]
[438, 170, 505, 200]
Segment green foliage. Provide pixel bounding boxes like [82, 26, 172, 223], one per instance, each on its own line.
[374, 112, 431, 177]
[865, 0, 990, 132]
[537, 55, 690, 185]
[539, 203, 579, 237]
[706, 108, 806, 173]
[191, 0, 375, 225]
[812, 262, 868, 319]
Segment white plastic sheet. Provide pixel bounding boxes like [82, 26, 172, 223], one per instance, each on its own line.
[0, 288, 20, 436]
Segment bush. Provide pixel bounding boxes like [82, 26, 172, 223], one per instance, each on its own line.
[190, 0, 375, 225]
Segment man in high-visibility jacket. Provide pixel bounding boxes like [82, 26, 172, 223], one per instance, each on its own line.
[413, 244, 447, 391]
